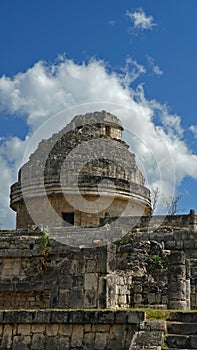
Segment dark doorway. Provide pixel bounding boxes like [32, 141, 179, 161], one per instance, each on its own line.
[105, 125, 111, 137]
[62, 212, 74, 226]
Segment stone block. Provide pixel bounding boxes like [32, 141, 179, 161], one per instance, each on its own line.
[84, 324, 91, 332]
[184, 240, 195, 249]
[168, 265, 186, 279]
[32, 310, 51, 323]
[83, 332, 95, 349]
[58, 337, 70, 350]
[58, 274, 72, 289]
[2, 324, 13, 348]
[84, 290, 97, 308]
[190, 335, 197, 348]
[96, 252, 107, 273]
[69, 288, 84, 308]
[84, 273, 98, 290]
[71, 324, 83, 347]
[97, 277, 106, 309]
[128, 311, 145, 324]
[166, 334, 190, 348]
[12, 336, 31, 350]
[144, 321, 166, 332]
[1, 335, 10, 348]
[115, 311, 128, 324]
[168, 251, 185, 265]
[31, 324, 45, 333]
[134, 293, 143, 304]
[46, 324, 58, 336]
[69, 310, 84, 323]
[168, 300, 187, 310]
[32, 333, 45, 349]
[92, 324, 110, 332]
[135, 330, 164, 347]
[95, 332, 107, 349]
[175, 240, 183, 249]
[118, 276, 124, 285]
[71, 275, 83, 288]
[59, 324, 72, 336]
[118, 294, 127, 305]
[168, 311, 197, 323]
[107, 324, 125, 349]
[70, 259, 85, 274]
[165, 240, 176, 249]
[17, 324, 31, 336]
[58, 291, 70, 308]
[86, 259, 96, 272]
[134, 285, 143, 293]
[96, 311, 115, 323]
[3, 311, 32, 323]
[168, 285, 186, 299]
[50, 310, 69, 323]
[45, 337, 58, 350]
[167, 322, 197, 335]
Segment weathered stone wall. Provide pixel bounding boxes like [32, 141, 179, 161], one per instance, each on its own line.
[2, 309, 197, 350]
[0, 212, 196, 311]
[0, 230, 113, 310]
[108, 212, 196, 310]
[11, 111, 151, 229]
[15, 193, 147, 229]
[0, 310, 145, 350]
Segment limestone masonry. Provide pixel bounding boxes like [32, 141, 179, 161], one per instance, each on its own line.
[1, 111, 196, 349]
[10, 111, 151, 229]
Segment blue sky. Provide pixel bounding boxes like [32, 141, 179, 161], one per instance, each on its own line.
[0, 0, 197, 228]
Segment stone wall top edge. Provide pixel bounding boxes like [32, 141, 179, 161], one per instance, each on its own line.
[0, 309, 145, 324]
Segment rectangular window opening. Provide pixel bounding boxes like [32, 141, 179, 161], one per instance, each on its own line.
[106, 125, 111, 137]
[62, 212, 74, 226]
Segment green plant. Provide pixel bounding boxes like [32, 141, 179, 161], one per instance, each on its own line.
[161, 343, 169, 350]
[153, 225, 159, 232]
[117, 237, 125, 245]
[39, 231, 49, 254]
[147, 255, 164, 272]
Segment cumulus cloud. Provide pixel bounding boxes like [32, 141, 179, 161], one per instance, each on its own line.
[0, 56, 197, 227]
[126, 8, 156, 31]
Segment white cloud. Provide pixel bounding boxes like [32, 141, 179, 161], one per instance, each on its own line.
[126, 8, 156, 31]
[146, 56, 163, 76]
[190, 125, 197, 138]
[0, 57, 197, 227]
[120, 57, 146, 85]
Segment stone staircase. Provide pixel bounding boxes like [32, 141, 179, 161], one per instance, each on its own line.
[166, 312, 197, 349]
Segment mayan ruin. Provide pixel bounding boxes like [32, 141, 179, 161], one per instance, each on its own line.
[0, 111, 196, 349]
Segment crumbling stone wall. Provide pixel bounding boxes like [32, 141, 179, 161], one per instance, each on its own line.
[10, 111, 151, 229]
[0, 230, 113, 310]
[0, 212, 196, 311]
[104, 211, 196, 310]
[107, 239, 168, 309]
[0, 310, 145, 350]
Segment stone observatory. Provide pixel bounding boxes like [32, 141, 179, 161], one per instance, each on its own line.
[10, 111, 151, 229]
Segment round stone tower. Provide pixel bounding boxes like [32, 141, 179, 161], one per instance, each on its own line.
[10, 111, 151, 228]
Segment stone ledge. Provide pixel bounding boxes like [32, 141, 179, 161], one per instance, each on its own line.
[0, 310, 145, 324]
